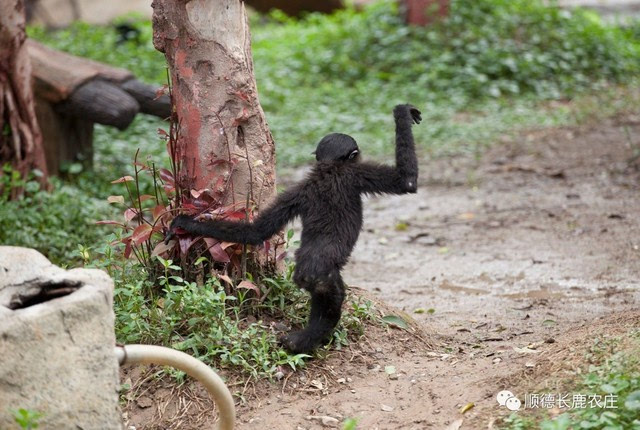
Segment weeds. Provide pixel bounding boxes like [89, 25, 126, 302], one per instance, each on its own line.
[11, 408, 43, 430]
[105, 250, 376, 378]
[502, 331, 640, 429]
[27, 0, 640, 168]
[0, 167, 114, 265]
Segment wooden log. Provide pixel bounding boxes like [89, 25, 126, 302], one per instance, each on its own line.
[26, 39, 172, 173]
[54, 79, 139, 130]
[120, 78, 171, 119]
[28, 39, 133, 103]
[29, 40, 171, 121]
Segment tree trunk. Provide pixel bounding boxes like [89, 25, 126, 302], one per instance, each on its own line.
[152, 0, 278, 266]
[403, 0, 449, 26]
[0, 0, 49, 189]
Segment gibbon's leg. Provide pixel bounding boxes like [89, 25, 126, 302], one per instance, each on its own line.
[281, 270, 345, 354]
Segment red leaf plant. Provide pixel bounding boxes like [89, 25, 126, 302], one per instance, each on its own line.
[98, 86, 285, 291]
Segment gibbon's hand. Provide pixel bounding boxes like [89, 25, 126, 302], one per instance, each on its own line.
[408, 105, 422, 124]
[164, 214, 193, 244]
[393, 103, 422, 124]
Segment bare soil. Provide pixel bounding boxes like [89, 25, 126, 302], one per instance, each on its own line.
[123, 116, 640, 430]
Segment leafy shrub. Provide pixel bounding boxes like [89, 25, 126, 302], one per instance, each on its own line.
[253, 0, 640, 162]
[0, 170, 115, 265]
[28, 0, 640, 167]
[113, 265, 309, 378]
[255, 0, 639, 101]
[104, 255, 374, 378]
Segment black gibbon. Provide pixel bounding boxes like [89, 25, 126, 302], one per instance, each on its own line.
[167, 104, 421, 353]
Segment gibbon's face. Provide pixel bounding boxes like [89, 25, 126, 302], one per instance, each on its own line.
[313, 133, 360, 163]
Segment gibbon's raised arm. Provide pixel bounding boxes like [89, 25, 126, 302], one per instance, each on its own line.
[354, 104, 420, 195]
[169, 187, 301, 245]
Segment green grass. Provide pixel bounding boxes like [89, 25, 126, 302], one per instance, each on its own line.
[0, 170, 115, 265]
[253, 0, 640, 163]
[502, 331, 640, 430]
[88, 245, 377, 379]
[26, 0, 640, 170]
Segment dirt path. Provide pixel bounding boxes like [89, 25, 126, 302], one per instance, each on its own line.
[348, 116, 640, 336]
[233, 117, 640, 429]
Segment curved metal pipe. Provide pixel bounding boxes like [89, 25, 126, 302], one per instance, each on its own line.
[115, 344, 235, 430]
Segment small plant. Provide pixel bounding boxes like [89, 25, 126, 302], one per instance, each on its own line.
[333, 297, 376, 348]
[501, 331, 640, 430]
[0, 163, 43, 201]
[100, 78, 285, 288]
[343, 417, 359, 430]
[11, 408, 43, 430]
[109, 249, 377, 378]
[113, 259, 310, 378]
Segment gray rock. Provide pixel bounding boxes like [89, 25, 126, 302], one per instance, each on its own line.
[0, 247, 122, 429]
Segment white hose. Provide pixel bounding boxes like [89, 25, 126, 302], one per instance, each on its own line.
[115, 344, 235, 430]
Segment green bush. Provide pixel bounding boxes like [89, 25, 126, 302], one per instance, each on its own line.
[105, 256, 375, 378]
[113, 268, 309, 378]
[28, 0, 640, 166]
[258, 0, 638, 101]
[255, 0, 639, 162]
[0, 172, 115, 265]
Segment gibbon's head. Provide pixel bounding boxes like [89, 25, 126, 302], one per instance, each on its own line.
[313, 133, 360, 163]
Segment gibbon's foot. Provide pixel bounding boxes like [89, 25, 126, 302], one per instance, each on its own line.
[279, 330, 327, 354]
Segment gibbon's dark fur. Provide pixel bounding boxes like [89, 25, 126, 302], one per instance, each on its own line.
[168, 104, 421, 353]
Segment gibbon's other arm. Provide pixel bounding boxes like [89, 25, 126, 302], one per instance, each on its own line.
[167, 186, 301, 245]
[354, 104, 421, 195]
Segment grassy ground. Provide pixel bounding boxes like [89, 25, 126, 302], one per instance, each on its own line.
[26, 0, 640, 169]
[502, 329, 640, 430]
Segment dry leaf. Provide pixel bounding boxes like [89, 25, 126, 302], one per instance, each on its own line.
[513, 346, 540, 354]
[457, 212, 475, 220]
[460, 402, 475, 414]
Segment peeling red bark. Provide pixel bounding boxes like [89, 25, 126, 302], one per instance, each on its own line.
[403, 0, 449, 26]
[0, 0, 49, 191]
[152, 0, 276, 212]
